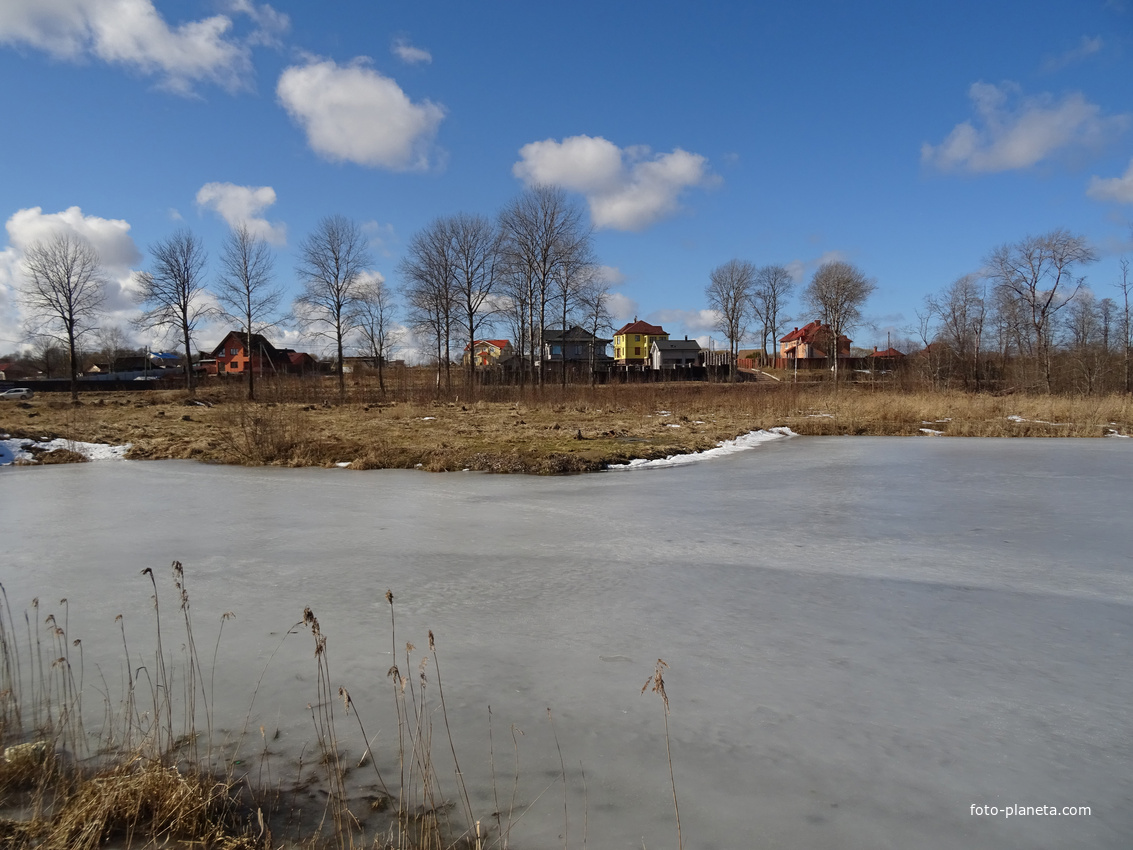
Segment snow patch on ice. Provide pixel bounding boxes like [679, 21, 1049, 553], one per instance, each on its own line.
[1, 437, 131, 466]
[608, 427, 795, 470]
[1105, 429, 1130, 438]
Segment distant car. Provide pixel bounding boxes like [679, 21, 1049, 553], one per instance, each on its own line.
[0, 387, 33, 400]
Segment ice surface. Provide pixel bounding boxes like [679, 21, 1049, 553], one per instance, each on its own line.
[1, 437, 1131, 848]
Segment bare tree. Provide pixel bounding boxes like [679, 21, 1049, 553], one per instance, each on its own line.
[986, 229, 1096, 393]
[448, 214, 504, 391]
[578, 273, 614, 385]
[499, 186, 591, 388]
[1116, 257, 1132, 394]
[216, 224, 280, 401]
[295, 215, 372, 401]
[801, 260, 876, 383]
[705, 259, 756, 382]
[400, 218, 457, 391]
[355, 275, 400, 394]
[925, 273, 987, 389]
[550, 241, 596, 386]
[94, 324, 131, 375]
[752, 264, 795, 361]
[133, 229, 210, 395]
[20, 233, 106, 401]
[1063, 288, 1107, 394]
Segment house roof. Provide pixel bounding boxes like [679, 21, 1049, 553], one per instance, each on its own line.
[614, 320, 666, 336]
[651, 339, 701, 351]
[210, 330, 283, 358]
[779, 320, 851, 346]
[462, 339, 511, 352]
[543, 326, 613, 344]
[869, 347, 906, 357]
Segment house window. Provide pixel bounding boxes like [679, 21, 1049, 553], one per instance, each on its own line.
[230, 348, 238, 356]
[634, 346, 641, 356]
[635, 335, 640, 341]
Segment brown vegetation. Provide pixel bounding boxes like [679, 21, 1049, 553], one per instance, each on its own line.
[2, 376, 1130, 471]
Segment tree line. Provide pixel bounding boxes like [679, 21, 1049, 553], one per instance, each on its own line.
[11, 197, 1133, 401]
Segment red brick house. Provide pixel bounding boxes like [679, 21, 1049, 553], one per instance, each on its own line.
[204, 331, 315, 376]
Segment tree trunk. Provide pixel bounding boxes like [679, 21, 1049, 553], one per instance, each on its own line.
[246, 329, 255, 401]
[182, 325, 195, 396]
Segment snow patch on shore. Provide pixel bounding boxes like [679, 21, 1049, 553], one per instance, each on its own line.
[0, 436, 131, 466]
[608, 427, 795, 470]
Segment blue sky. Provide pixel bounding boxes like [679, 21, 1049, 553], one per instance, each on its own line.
[1, 0, 1131, 358]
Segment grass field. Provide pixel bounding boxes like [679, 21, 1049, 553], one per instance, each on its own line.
[3, 378, 1131, 471]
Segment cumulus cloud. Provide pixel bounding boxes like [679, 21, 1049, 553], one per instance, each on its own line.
[0, 0, 287, 94]
[392, 38, 431, 64]
[1042, 36, 1103, 72]
[651, 308, 720, 338]
[1087, 158, 1133, 204]
[921, 82, 1128, 173]
[785, 250, 849, 283]
[606, 292, 639, 324]
[196, 182, 286, 245]
[277, 57, 445, 171]
[513, 135, 717, 231]
[0, 206, 144, 349]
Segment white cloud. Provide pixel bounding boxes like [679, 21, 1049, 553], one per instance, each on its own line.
[606, 292, 639, 324]
[0, 0, 286, 94]
[513, 135, 717, 231]
[392, 38, 431, 65]
[362, 220, 397, 257]
[785, 250, 849, 283]
[1042, 36, 1103, 72]
[597, 265, 626, 285]
[651, 308, 720, 338]
[0, 206, 144, 350]
[196, 182, 287, 245]
[921, 82, 1129, 173]
[1087, 158, 1133, 204]
[277, 58, 445, 171]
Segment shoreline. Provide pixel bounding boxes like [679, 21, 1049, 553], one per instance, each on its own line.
[3, 385, 1130, 472]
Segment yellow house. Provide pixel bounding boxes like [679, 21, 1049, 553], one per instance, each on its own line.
[613, 320, 668, 365]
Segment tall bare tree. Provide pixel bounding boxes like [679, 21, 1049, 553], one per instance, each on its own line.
[1063, 288, 1107, 394]
[1117, 257, 1131, 395]
[550, 240, 596, 386]
[801, 260, 876, 383]
[449, 214, 504, 391]
[499, 186, 591, 388]
[295, 215, 372, 401]
[705, 259, 756, 382]
[94, 324, 131, 375]
[985, 229, 1096, 393]
[400, 218, 457, 391]
[355, 275, 400, 394]
[578, 273, 614, 385]
[752, 264, 795, 361]
[925, 273, 987, 389]
[20, 233, 106, 401]
[133, 229, 210, 395]
[216, 224, 280, 401]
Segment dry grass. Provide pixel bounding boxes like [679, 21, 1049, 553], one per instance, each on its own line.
[3, 380, 1130, 471]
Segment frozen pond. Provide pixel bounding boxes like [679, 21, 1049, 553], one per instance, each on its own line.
[2, 437, 1132, 848]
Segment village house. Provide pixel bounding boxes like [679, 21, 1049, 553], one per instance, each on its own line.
[778, 320, 851, 367]
[650, 338, 701, 370]
[541, 327, 612, 367]
[461, 339, 515, 368]
[613, 320, 668, 366]
[202, 331, 315, 376]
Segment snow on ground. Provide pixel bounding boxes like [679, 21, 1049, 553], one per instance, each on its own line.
[919, 428, 945, 436]
[608, 427, 795, 470]
[0, 436, 131, 466]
